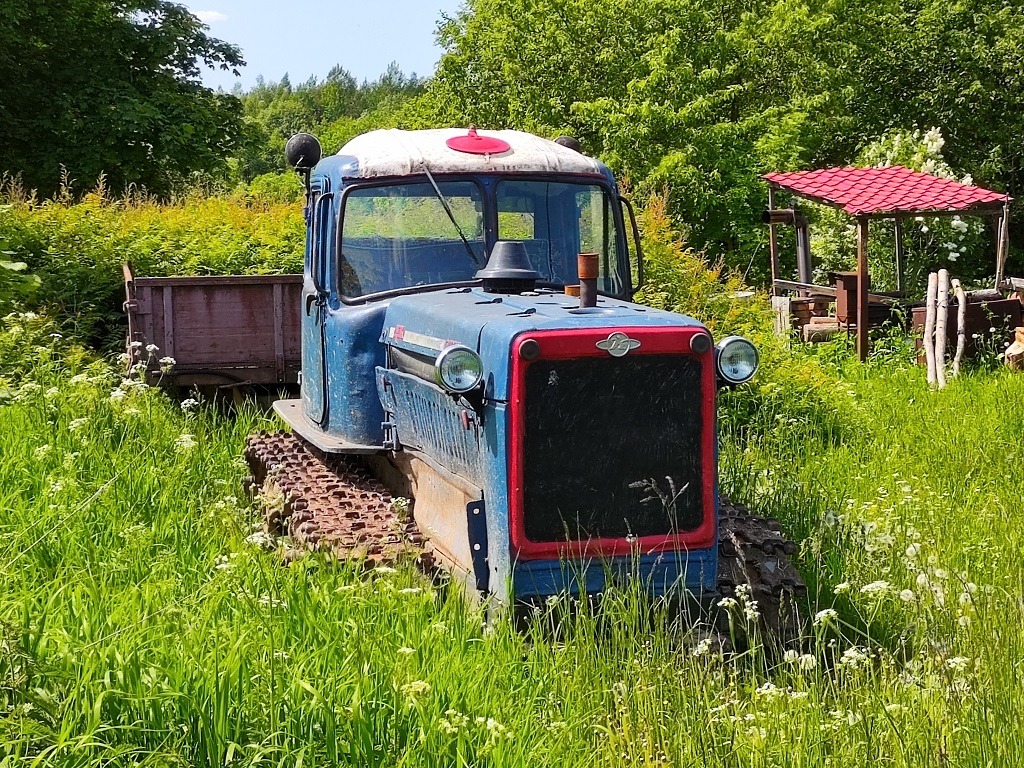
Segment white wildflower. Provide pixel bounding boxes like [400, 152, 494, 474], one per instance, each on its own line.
[783, 650, 800, 664]
[68, 418, 88, 432]
[33, 444, 51, 460]
[840, 647, 870, 668]
[159, 356, 176, 372]
[833, 582, 850, 594]
[860, 580, 892, 597]
[755, 681, 782, 699]
[899, 589, 916, 602]
[946, 656, 971, 673]
[397, 646, 415, 656]
[798, 654, 818, 671]
[175, 433, 197, 451]
[145, 343, 159, 354]
[692, 638, 713, 657]
[814, 608, 838, 626]
[129, 341, 143, 349]
[717, 597, 738, 610]
[245, 530, 275, 549]
[180, 398, 199, 411]
[906, 543, 921, 558]
[916, 572, 930, 588]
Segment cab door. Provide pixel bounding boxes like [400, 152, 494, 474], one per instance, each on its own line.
[301, 186, 333, 425]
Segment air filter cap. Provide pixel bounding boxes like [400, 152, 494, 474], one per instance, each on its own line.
[476, 241, 540, 294]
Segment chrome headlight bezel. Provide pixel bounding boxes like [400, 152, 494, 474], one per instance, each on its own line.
[715, 335, 759, 385]
[434, 345, 484, 394]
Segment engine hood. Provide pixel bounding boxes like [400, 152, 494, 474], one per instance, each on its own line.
[380, 287, 708, 401]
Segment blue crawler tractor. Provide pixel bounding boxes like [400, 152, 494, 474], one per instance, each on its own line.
[244, 127, 805, 632]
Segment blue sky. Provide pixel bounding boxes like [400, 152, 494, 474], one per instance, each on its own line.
[179, 1, 466, 91]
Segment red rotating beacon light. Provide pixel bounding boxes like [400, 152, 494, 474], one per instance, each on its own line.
[445, 126, 511, 155]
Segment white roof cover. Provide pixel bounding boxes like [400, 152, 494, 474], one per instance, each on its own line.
[334, 128, 605, 179]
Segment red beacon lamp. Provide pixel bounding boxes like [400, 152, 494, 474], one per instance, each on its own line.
[445, 126, 511, 156]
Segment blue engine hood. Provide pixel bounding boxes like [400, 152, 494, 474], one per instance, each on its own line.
[380, 287, 708, 401]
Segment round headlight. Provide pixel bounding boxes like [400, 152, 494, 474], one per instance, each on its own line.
[715, 336, 759, 385]
[435, 345, 484, 393]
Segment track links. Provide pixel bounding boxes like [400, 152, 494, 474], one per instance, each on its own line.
[244, 431, 423, 564]
[716, 499, 808, 645]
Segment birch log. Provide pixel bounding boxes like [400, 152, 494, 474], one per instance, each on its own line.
[935, 269, 950, 389]
[951, 278, 967, 377]
[924, 272, 938, 386]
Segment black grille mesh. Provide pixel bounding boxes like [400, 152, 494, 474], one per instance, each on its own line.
[523, 355, 704, 542]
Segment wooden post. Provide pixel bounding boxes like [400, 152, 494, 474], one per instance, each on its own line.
[768, 187, 780, 296]
[935, 268, 950, 389]
[951, 278, 967, 377]
[924, 272, 937, 386]
[856, 217, 870, 361]
[894, 218, 905, 294]
[994, 200, 1011, 290]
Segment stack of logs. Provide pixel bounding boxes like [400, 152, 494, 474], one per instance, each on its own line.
[923, 268, 1024, 384]
[922, 269, 962, 388]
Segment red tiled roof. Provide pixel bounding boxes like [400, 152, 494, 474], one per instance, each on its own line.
[763, 166, 1010, 216]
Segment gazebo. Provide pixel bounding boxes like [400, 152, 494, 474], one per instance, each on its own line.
[762, 166, 1011, 360]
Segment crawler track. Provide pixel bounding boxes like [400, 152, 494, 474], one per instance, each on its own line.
[716, 499, 808, 645]
[244, 432, 423, 563]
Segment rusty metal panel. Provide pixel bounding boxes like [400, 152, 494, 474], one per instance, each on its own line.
[124, 270, 303, 385]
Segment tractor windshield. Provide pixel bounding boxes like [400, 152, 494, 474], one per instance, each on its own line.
[340, 181, 485, 298]
[496, 180, 626, 295]
[338, 177, 628, 299]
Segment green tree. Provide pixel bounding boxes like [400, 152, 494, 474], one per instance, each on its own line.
[424, 0, 1024, 280]
[0, 0, 245, 196]
[235, 63, 426, 181]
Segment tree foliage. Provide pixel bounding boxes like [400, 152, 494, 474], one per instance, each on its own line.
[0, 1, 245, 196]
[424, 0, 1024, 280]
[236, 64, 426, 181]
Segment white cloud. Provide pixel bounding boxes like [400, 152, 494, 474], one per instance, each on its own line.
[195, 10, 228, 24]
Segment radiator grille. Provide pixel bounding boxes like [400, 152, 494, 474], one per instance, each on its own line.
[523, 355, 704, 542]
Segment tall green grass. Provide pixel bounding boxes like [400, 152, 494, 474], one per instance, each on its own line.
[3, 310, 1024, 766]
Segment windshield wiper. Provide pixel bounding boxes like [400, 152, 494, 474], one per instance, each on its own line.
[421, 166, 483, 268]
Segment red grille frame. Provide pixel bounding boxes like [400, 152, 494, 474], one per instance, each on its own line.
[508, 326, 717, 560]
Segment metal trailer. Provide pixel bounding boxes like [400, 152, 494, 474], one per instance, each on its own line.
[122, 264, 303, 389]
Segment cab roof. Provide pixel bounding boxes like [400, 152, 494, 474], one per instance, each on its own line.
[330, 128, 608, 180]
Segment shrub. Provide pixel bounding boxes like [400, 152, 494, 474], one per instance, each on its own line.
[0, 185, 304, 349]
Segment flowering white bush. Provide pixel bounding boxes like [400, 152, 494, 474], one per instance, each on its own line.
[809, 127, 989, 295]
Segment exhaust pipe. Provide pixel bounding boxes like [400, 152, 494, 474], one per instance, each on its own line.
[578, 251, 599, 308]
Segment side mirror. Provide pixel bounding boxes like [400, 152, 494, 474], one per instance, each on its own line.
[285, 133, 322, 171]
[286, 133, 323, 202]
[620, 196, 644, 294]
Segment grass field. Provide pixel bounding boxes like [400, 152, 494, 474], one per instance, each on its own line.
[1, 310, 1023, 766]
